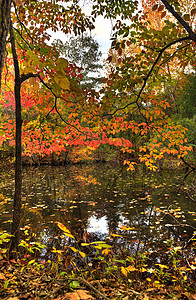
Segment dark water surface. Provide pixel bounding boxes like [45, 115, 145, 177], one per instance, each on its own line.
[0, 163, 195, 259]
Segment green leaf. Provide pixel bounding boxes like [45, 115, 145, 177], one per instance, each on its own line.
[56, 57, 68, 71]
[70, 280, 80, 289]
[54, 75, 70, 90]
[4, 280, 10, 289]
[60, 272, 67, 276]
[94, 243, 112, 249]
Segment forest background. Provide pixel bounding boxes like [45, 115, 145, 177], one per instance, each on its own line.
[0, 0, 195, 299]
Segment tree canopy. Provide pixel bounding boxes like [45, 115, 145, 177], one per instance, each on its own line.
[0, 0, 195, 174]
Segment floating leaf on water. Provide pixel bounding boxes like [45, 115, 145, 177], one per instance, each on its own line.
[119, 225, 137, 231]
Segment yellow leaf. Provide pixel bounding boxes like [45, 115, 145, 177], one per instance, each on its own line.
[55, 70, 66, 77]
[121, 266, 128, 277]
[127, 265, 137, 272]
[119, 225, 137, 230]
[111, 233, 122, 237]
[155, 264, 168, 269]
[34, 82, 39, 91]
[146, 278, 151, 281]
[79, 251, 86, 258]
[57, 222, 75, 239]
[68, 247, 86, 258]
[29, 78, 39, 91]
[81, 243, 90, 246]
[23, 66, 36, 75]
[102, 248, 111, 255]
[140, 267, 147, 272]
[69, 246, 78, 253]
[29, 77, 36, 85]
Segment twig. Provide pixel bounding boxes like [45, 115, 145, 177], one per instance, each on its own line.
[56, 277, 110, 300]
[135, 36, 190, 104]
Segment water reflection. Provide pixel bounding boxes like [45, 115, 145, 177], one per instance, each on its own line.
[0, 163, 195, 258]
[87, 216, 109, 235]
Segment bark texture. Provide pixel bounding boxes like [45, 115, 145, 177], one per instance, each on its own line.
[0, 0, 12, 90]
[9, 22, 22, 256]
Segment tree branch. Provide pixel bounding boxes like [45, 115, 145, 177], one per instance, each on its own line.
[13, 1, 33, 45]
[20, 72, 38, 83]
[160, 0, 196, 42]
[136, 36, 190, 103]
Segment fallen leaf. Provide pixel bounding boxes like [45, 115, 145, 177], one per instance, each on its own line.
[64, 290, 94, 300]
[0, 273, 5, 280]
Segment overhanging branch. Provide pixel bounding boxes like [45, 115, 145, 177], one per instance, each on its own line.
[160, 0, 196, 42]
[136, 36, 190, 103]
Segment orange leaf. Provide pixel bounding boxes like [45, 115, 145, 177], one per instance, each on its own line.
[0, 273, 5, 280]
[119, 225, 137, 230]
[64, 290, 94, 300]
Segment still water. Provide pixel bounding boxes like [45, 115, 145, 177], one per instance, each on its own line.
[0, 163, 195, 258]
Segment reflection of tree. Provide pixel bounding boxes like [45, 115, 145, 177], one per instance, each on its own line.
[0, 163, 195, 261]
[64, 196, 89, 245]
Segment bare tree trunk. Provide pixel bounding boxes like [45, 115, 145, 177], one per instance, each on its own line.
[9, 22, 22, 257]
[0, 0, 12, 90]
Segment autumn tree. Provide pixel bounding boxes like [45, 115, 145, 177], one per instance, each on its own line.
[97, 0, 196, 170]
[0, 0, 95, 255]
[53, 34, 103, 90]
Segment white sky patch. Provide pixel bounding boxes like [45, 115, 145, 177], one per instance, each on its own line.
[91, 16, 113, 58]
[87, 216, 109, 235]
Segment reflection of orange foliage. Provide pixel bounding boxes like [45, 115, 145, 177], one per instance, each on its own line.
[75, 174, 101, 186]
[69, 146, 94, 163]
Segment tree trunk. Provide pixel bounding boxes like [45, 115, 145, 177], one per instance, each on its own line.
[0, 0, 12, 90]
[9, 22, 22, 257]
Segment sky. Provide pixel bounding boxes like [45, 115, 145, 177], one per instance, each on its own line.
[90, 16, 114, 58]
[49, 1, 114, 59]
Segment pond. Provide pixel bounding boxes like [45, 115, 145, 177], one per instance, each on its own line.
[0, 163, 195, 262]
